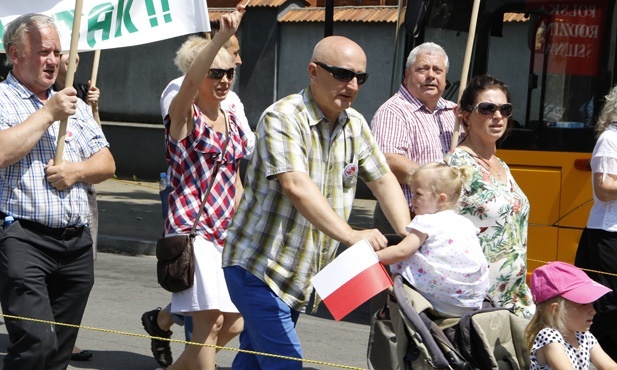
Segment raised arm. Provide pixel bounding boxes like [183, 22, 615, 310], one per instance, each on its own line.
[167, 7, 245, 140]
[86, 82, 101, 126]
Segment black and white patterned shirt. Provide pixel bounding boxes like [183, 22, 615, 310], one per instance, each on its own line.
[530, 328, 597, 369]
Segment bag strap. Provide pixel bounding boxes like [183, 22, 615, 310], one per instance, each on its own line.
[189, 111, 231, 237]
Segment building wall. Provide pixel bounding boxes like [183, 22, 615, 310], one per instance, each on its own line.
[278, 22, 398, 122]
[98, 17, 399, 182]
[236, 8, 279, 129]
[0, 13, 527, 184]
[424, 22, 530, 123]
[74, 36, 186, 124]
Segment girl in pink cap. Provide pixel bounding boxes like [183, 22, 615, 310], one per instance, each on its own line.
[525, 261, 617, 369]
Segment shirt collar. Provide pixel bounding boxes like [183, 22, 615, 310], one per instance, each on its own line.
[302, 87, 350, 128]
[6, 72, 52, 101]
[398, 84, 455, 112]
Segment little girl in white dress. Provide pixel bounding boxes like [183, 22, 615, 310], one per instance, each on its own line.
[376, 162, 489, 317]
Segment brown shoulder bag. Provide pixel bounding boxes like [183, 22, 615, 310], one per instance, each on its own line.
[156, 113, 230, 293]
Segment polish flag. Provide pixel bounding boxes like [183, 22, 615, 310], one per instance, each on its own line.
[312, 239, 393, 321]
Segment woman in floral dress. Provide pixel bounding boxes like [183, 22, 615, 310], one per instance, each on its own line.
[445, 75, 535, 318]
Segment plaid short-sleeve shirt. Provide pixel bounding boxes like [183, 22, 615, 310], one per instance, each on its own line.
[222, 87, 390, 310]
[371, 85, 457, 206]
[0, 73, 109, 228]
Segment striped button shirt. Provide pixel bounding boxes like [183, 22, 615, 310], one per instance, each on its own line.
[164, 105, 247, 248]
[222, 87, 390, 310]
[371, 85, 458, 206]
[0, 73, 109, 228]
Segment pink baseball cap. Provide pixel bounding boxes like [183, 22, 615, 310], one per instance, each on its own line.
[530, 261, 612, 304]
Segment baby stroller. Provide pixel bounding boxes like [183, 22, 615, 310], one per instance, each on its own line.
[384, 274, 531, 370]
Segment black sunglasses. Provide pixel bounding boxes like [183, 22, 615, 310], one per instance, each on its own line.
[314, 62, 368, 85]
[471, 102, 513, 117]
[207, 68, 235, 80]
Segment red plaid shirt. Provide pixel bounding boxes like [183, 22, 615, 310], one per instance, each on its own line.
[164, 105, 247, 247]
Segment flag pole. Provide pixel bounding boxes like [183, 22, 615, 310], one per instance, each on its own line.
[449, 0, 481, 152]
[55, 0, 84, 165]
[89, 49, 101, 125]
[90, 49, 101, 91]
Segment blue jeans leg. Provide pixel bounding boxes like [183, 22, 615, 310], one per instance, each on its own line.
[164, 302, 193, 341]
[224, 266, 302, 370]
[184, 315, 193, 342]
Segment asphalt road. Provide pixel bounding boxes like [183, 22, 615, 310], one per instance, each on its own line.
[0, 252, 373, 370]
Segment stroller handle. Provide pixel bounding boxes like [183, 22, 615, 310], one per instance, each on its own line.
[384, 234, 403, 246]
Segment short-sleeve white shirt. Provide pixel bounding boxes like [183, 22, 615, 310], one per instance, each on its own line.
[588, 125, 617, 231]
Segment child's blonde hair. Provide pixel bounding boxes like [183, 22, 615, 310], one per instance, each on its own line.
[524, 296, 569, 350]
[411, 163, 473, 210]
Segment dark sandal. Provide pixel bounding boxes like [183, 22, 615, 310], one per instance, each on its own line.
[70, 350, 93, 361]
[141, 307, 173, 367]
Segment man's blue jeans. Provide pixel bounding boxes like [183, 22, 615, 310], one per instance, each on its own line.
[224, 266, 302, 369]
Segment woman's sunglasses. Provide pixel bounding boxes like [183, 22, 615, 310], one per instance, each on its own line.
[314, 62, 369, 85]
[207, 68, 235, 80]
[471, 102, 513, 117]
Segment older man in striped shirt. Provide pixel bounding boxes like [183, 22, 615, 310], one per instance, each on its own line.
[0, 14, 115, 370]
[371, 42, 460, 234]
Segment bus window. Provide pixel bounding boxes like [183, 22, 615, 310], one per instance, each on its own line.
[530, 3, 606, 129]
[485, 2, 607, 132]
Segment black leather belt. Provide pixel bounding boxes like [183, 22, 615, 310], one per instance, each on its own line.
[18, 219, 84, 239]
[1, 212, 83, 239]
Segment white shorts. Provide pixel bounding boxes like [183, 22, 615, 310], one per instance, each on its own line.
[170, 235, 238, 314]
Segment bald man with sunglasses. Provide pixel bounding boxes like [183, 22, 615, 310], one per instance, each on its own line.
[221, 36, 410, 370]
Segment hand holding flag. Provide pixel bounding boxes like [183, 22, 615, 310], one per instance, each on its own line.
[312, 239, 393, 321]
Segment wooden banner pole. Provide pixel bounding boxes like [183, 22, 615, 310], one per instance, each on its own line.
[55, 0, 84, 165]
[450, 0, 481, 151]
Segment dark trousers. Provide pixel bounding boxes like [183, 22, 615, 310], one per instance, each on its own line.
[575, 227, 617, 362]
[0, 221, 94, 370]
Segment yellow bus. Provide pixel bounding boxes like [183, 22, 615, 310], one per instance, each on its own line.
[397, 0, 617, 271]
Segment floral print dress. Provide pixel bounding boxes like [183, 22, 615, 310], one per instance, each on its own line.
[445, 148, 535, 318]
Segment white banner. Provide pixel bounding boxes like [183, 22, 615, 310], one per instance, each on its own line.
[0, 0, 210, 52]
